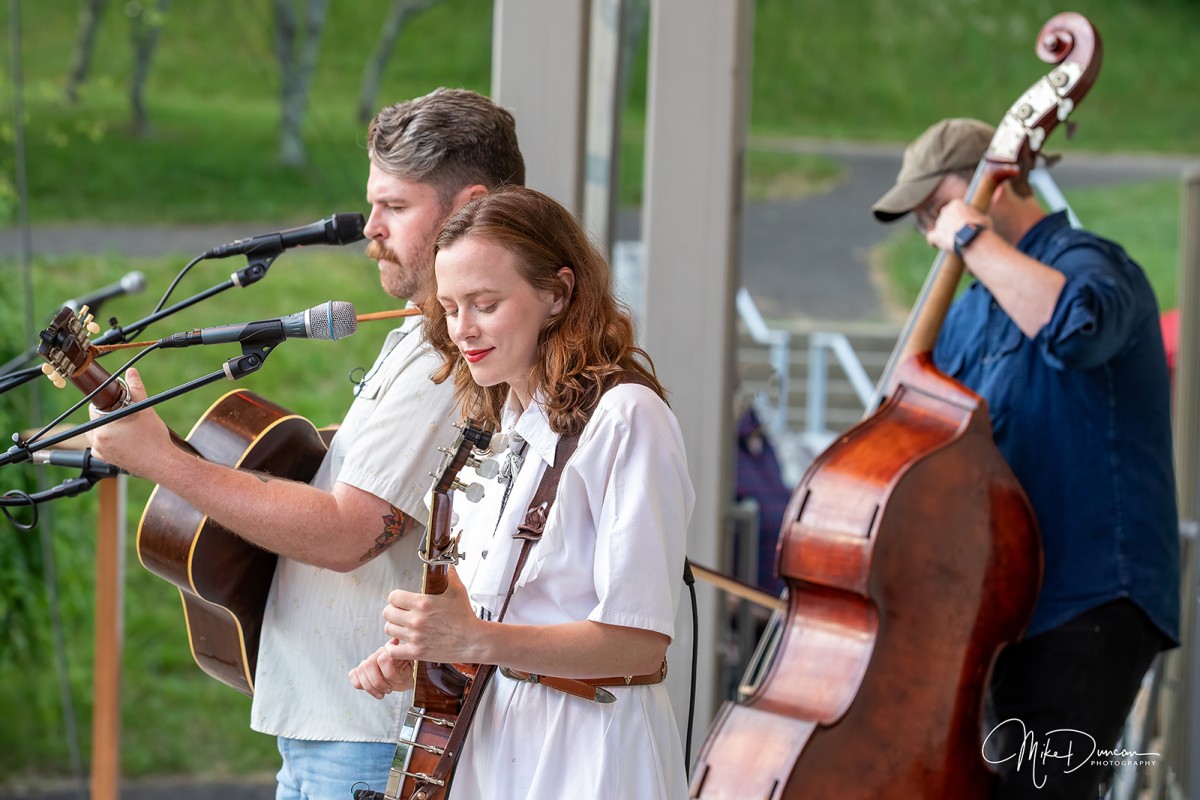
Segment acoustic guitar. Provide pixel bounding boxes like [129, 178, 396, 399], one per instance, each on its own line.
[37, 305, 328, 696]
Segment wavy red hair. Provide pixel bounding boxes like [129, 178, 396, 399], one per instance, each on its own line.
[421, 186, 664, 436]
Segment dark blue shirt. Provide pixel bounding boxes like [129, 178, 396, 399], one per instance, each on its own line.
[933, 211, 1180, 642]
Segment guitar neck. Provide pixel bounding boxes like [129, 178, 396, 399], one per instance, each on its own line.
[67, 361, 198, 457]
[421, 493, 454, 596]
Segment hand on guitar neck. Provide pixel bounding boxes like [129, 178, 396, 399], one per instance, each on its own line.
[922, 196, 1066, 338]
[349, 566, 481, 699]
[86, 367, 179, 479]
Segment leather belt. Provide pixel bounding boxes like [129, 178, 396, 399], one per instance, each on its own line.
[499, 659, 668, 704]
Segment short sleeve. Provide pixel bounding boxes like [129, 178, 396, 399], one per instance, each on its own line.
[333, 335, 460, 521]
[572, 384, 694, 638]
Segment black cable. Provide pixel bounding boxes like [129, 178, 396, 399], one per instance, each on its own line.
[1, 489, 37, 529]
[150, 252, 205, 315]
[0, 477, 99, 509]
[683, 557, 698, 778]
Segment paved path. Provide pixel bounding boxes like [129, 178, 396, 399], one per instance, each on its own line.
[4, 146, 1195, 329]
[734, 140, 1196, 323]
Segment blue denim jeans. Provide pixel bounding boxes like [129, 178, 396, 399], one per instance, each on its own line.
[275, 737, 396, 800]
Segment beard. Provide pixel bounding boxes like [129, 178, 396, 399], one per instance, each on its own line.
[366, 239, 430, 300]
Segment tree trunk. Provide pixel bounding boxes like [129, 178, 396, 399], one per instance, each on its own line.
[129, 0, 172, 138]
[64, 0, 109, 105]
[276, 0, 331, 167]
[356, 0, 440, 124]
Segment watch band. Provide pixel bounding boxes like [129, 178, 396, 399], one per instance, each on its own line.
[953, 223, 985, 257]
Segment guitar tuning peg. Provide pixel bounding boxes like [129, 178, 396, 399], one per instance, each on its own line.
[86, 320, 101, 334]
[451, 478, 485, 503]
[78, 304, 91, 319]
[41, 364, 66, 387]
[472, 457, 500, 480]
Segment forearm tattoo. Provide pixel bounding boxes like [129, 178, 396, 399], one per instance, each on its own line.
[361, 504, 417, 562]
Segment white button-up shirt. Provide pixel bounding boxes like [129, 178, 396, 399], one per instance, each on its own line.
[451, 382, 694, 799]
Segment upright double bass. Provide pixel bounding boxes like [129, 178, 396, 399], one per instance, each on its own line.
[690, 13, 1101, 798]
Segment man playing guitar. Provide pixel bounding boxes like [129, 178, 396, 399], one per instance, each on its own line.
[87, 88, 527, 800]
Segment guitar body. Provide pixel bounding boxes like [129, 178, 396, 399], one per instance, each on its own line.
[383, 663, 476, 800]
[136, 389, 328, 696]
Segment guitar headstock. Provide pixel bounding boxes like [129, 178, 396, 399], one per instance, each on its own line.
[422, 420, 493, 585]
[432, 420, 494, 500]
[36, 306, 127, 411]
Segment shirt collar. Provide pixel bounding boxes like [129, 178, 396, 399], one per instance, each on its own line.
[1015, 209, 1071, 255]
[501, 389, 561, 467]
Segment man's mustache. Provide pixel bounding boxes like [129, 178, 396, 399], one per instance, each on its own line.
[366, 240, 400, 264]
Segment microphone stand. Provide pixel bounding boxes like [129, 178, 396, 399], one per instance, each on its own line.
[0, 251, 281, 392]
[0, 346, 40, 377]
[0, 338, 276, 470]
[0, 459, 122, 512]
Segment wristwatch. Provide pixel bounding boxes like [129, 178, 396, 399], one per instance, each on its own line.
[953, 223, 986, 257]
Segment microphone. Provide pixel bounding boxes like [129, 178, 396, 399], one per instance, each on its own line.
[203, 213, 366, 259]
[64, 271, 147, 313]
[157, 300, 358, 348]
[33, 448, 124, 477]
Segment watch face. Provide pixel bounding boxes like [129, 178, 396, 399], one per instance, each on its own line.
[955, 223, 982, 254]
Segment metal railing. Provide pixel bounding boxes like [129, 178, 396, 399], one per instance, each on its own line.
[736, 287, 877, 455]
[802, 330, 875, 448]
[735, 287, 791, 438]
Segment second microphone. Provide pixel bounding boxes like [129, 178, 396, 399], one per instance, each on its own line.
[157, 301, 358, 348]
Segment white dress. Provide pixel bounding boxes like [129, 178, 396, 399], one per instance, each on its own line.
[449, 383, 694, 799]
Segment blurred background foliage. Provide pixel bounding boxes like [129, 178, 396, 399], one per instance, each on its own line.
[0, 0, 1195, 785]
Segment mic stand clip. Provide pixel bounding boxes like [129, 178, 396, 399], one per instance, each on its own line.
[231, 253, 279, 289]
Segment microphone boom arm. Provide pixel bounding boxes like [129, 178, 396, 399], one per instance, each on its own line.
[1, 342, 274, 469]
[1, 250, 278, 395]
